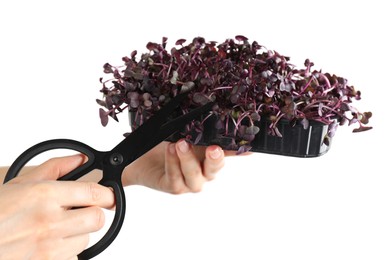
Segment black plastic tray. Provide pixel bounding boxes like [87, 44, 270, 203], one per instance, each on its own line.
[129, 112, 332, 158]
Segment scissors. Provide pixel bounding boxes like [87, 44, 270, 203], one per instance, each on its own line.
[3, 91, 214, 259]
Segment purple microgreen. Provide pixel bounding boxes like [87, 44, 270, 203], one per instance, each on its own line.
[99, 108, 109, 127]
[175, 39, 186, 46]
[103, 63, 113, 74]
[96, 99, 107, 107]
[131, 50, 137, 59]
[98, 36, 373, 152]
[170, 70, 179, 85]
[237, 145, 252, 154]
[300, 118, 309, 130]
[353, 125, 373, 133]
[235, 35, 248, 42]
[181, 81, 195, 93]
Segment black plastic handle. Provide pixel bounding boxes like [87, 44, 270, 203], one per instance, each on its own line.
[78, 179, 126, 259]
[4, 139, 127, 259]
[4, 139, 98, 183]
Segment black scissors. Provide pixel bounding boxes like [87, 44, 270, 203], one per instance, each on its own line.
[3, 91, 214, 259]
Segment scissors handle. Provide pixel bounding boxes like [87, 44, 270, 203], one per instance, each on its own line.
[3, 139, 126, 259]
[4, 139, 98, 183]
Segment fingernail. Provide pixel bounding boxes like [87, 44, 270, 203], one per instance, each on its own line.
[209, 147, 222, 160]
[177, 140, 190, 153]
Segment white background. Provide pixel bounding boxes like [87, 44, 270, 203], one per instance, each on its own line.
[0, 0, 388, 259]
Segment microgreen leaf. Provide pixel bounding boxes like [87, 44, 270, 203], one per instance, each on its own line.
[99, 108, 109, 127]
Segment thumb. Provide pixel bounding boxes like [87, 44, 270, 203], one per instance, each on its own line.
[12, 154, 87, 183]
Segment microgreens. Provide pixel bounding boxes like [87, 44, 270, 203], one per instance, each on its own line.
[97, 36, 372, 152]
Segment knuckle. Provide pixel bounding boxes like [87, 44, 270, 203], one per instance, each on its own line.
[91, 206, 105, 230]
[32, 181, 51, 193]
[45, 157, 61, 172]
[34, 243, 57, 260]
[85, 182, 103, 203]
[162, 175, 185, 194]
[190, 186, 203, 193]
[185, 168, 202, 179]
[165, 180, 187, 195]
[36, 221, 56, 242]
[168, 182, 203, 194]
[170, 187, 186, 195]
[206, 173, 217, 181]
[30, 182, 56, 202]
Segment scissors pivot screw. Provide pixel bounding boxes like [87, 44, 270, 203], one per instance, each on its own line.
[109, 153, 124, 166]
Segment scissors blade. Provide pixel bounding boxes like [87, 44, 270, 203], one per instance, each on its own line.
[130, 101, 214, 163]
[112, 92, 214, 165]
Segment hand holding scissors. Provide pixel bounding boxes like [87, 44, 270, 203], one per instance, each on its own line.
[3, 91, 214, 259]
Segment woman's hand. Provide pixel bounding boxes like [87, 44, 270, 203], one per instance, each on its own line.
[0, 155, 115, 260]
[122, 140, 226, 194]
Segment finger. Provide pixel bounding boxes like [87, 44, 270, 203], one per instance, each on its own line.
[164, 143, 186, 193]
[203, 145, 225, 180]
[56, 181, 115, 209]
[175, 139, 205, 192]
[61, 206, 106, 237]
[14, 154, 87, 182]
